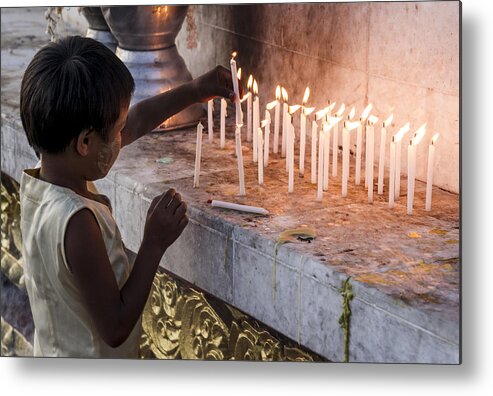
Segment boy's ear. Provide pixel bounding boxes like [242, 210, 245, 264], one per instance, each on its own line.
[75, 129, 95, 157]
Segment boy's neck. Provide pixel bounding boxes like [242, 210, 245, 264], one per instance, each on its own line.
[39, 153, 89, 197]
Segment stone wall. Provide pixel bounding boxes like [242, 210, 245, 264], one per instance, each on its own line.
[176, 2, 460, 193]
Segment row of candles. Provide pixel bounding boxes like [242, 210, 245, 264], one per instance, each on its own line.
[193, 53, 440, 215]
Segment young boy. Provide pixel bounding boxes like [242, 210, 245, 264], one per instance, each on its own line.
[19, 35, 239, 357]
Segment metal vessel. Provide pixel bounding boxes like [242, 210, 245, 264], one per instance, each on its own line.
[101, 5, 204, 131]
[79, 7, 117, 52]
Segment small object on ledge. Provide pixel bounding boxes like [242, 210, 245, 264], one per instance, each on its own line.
[209, 199, 269, 215]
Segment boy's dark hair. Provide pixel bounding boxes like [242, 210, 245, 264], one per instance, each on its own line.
[20, 36, 135, 154]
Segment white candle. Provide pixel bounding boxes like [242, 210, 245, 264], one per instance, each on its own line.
[229, 53, 243, 126]
[288, 123, 295, 193]
[311, 120, 318, 184]
[378, 114, 394, 195]
[342, 122, 349, 197]
[317, 129, 325, 201]
[207, 99, 214, 143]
[407, 124, 427, 215]
[357, 104, 372, 186]
[286, 105, 301, 172]
[299, 87, 311, 177]
[253, 94, 259, 162]
[263, 111, 271, 167]
[425, 133, 439, 211]
[211, 200, 269, 215]
[323, 123, 331, 190]
[220, 98, 227, 149]
[332, 104, 345, 177]
[407, 142, 416, 215]
[235, 125, 246, 196]
[258, 127, 264, 185]
[193, 122, 203, 188]
[281, 87, 288, 158]
[366, 116, 378, 203]
[388, 137, 396, 208]
[247, 75, 253, 142]
[273, 86, 281, 154]
[394, 123, 410, 199]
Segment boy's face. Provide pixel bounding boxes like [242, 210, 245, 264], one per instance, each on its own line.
[93, 107, 128, 179]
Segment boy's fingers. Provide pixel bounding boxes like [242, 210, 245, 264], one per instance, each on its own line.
[174, 201, 187, 217]
[168, 192, 182, 211]
[162, 188, 176, 208]
[178, 215, 189, 230]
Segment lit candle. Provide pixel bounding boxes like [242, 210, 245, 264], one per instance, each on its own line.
[342, 118, 360, 197]
[235, 124, 246, 196]
[273, 86, 281, 154]
[193, 122, 203, 188]
[407, 124, 426, 215]
[252, 79, 259, 163]
[220, 98, 227, 149]
[299, 87, 312, 177]
[332, 103, 346, 177]
[317, 128, 325, 201]
[246, 75, 253, 142]
[425, 133, 439, 211]
[388, 136, 396, 208]
[323, 116, 341, 191]
[367, 115, 379, 203]
[229, 52, 243, 126]
[207, 99, 214, 143]
[258, 127, 264, 185]
[378, 114, 394, 195]
[389, 124, 409, 208]
[312, 106, 331, 185]
[281, 87, 289, 158]
[395, 122, 410, 199]
[263, 112, 271, 167]
[288, 123, 295, 193]
[311, 120, 318, 184]
[356, 103, 373, 185]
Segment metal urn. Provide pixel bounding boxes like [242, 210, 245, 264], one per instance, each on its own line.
[101, 5, 204, 131]
[79, 7, 117, 52]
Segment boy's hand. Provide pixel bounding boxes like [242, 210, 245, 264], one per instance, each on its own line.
[193, 65, 244, 103]
[143, 189, 188, 256]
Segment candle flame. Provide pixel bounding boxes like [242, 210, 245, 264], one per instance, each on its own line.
[315, 107, 329, 121]
[288, 105, 301, 114]
[348, 106, 356, 120]
[367, 115, 379, 125]
[266, 100, 278, 110]
[303, 106, 316, 116]
[253, 79, 258, 95]
[345, 120, 361, 131]
[328, 102, 336, 112]
[261, 119, 269, 128]
[383, 113, 394, 128]
[411, 123, 427, 146]
[240, 93, 250, 103]
[394, 122, 410, 142]
[247, 75, 253, 90]
[275, 85, 281, 100]
[431, 132, 439, 145]
[231, 51, 237, 59]
[302, 86, 310, 105]
[281, 87, 288, 102]
[325, 116, 343, 130]
[335, 103, 346, 117]
[237, 68, 242, 80]
[360, 103, 373, 121]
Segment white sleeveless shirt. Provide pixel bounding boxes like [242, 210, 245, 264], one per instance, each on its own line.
[20, 168, 141, 358]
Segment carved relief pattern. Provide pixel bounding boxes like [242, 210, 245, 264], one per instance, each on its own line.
[140, 271, 325, 362]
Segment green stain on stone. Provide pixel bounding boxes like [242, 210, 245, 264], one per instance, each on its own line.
[338, 277, 354, 363]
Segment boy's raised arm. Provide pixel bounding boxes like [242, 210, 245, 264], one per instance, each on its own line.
[121, 65, 240, 148]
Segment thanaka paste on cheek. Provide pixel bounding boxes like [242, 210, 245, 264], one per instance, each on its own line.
[97, 134, 121, 174]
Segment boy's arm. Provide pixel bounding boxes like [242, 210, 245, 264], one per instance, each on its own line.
[65, 189, 187, 348]
[121, 65, 238, 148]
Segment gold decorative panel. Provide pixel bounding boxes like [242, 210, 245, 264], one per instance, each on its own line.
[140, 270, 326, 361]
